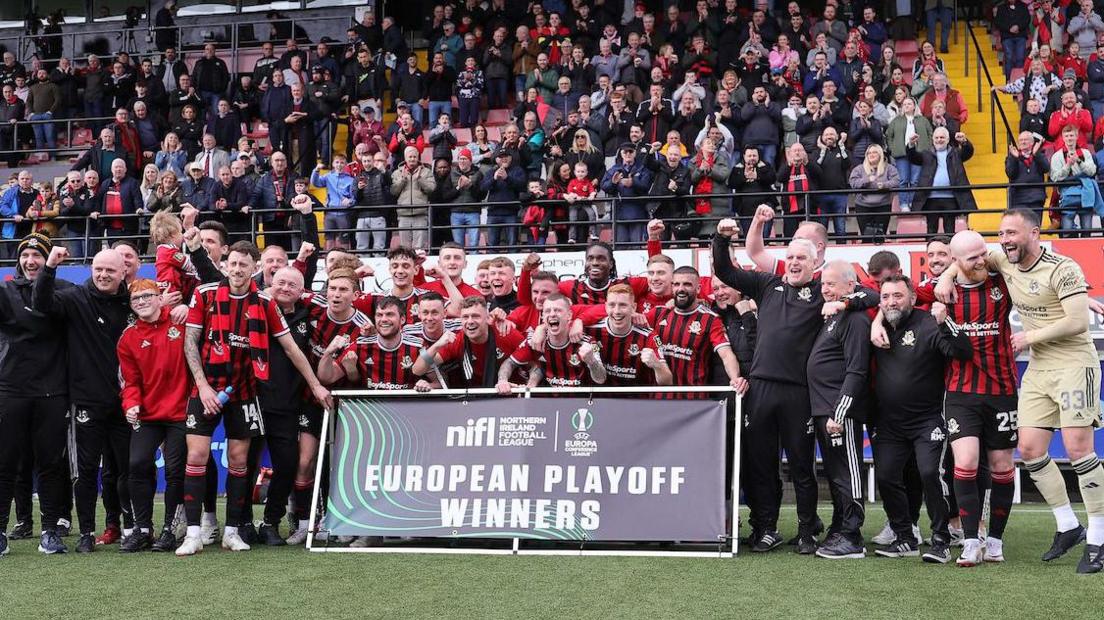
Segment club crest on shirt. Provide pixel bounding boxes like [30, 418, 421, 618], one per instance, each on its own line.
[947, 418, 960, 435]
[901, 330, 916, 347]
[75, 410, 91, 424]
[689, 320, 702, 334]
[297, 322, 308, 334]
[826, 319, 836, 332]
[298, 415, 309, 428]
[989, 287, 1003, 302]
[1028, 280, 1041, 295]
[628, 343, 640, 356]
[167, 326, 181, 340]
[797, 287, 812, 301]
[401, 355, 414, 369]
[642, 302, 653, 313]
[569, 353, 581, 366]
[174, 252, 185, 263]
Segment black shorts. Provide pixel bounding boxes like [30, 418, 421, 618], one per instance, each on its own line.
[297, 406, 323, 438]
[185, 397, 264, 440]
[944, 392, 1018, 450]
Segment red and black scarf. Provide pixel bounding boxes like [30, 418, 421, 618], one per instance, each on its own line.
[785, 165, 809, 214]
[209, 279, 272, 381]
[692, 153, 715, 215]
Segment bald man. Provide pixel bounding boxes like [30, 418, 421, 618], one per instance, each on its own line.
[923, 230, 1019, 566]
[32, 246, 137, 552]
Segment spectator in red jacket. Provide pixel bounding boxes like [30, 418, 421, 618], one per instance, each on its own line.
[1048, 89, 1092, 148]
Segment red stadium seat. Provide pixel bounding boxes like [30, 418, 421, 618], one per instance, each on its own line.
[894, 215, 928, 238]
[486, 126, 502, 142]
[895, 40, 919, 55]
[486, 109, 511, 126]
[454, 127, 472, 144]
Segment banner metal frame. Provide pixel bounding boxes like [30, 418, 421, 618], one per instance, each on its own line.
[306, 386, 741, 558]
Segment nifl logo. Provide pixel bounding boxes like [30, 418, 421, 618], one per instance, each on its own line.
[446, 417, 496, 447]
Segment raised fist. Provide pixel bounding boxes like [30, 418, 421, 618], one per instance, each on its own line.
[716, 218, 740, 238]
[578, 341, 596, 363]
[647, 218, 665, 239]
[46, 245, 69, 268]
[754, 204, 775, 223]
[523, 252, 542, 271]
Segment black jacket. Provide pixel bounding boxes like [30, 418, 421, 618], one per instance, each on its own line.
[1005, 151, 1050, 206]
[907, 141, 978, 212]
[872, 308, 972, 432]
[806, 310, 872, 422]
[258, 301, 317, 416]
[728, 162, 777, 216]
[0, 275, 69, 397]
[32, 268, 131, 410]
[711, 302, 757, 380]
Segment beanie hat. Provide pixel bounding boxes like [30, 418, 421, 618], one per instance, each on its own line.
[17, 232, 51, 261]
[458, 148, 473, 160]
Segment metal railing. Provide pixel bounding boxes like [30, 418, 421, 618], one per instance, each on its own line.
[12, 12, 357, 74]
[2, 179, 1097, 266]
[0, 115, 116, 155]
[965, 18, 1016, 153]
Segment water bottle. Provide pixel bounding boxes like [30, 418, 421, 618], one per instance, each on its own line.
[216, 386, 234, 405]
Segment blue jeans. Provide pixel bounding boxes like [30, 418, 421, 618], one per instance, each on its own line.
[1092, 100, 1104, 123]
[200, 91, 222, 117]
[1060, 208, 1094, 238]
[756, 143, 778, 169]
[485, 213, 518, 248]
[1002, 36, 1026, 81]
[314, 117, 333, 164]
[451, 211, 481, 248]
[84, 99, 105, 133]
[487, 78, 508, 109]
[458, 97, 480, 127]
[926, 7, 953, 50]
[613, 203, 647, 245]
[30, 112, 55, 149]
[815, 193, 848, 237]
[894, 158, 921, 208]
[514, 75, 528, 97]
[428, 100, 452, 125]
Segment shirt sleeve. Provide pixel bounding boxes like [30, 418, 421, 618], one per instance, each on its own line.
[645, 331, 664, 360]
[117, 334, 144, 412]
[1052, 259, 1089, 300]
[708, 315, 731, 351]
[510, 342, 535, 365]
[265, 298, 290, 337]
[185, 288, 206, 329]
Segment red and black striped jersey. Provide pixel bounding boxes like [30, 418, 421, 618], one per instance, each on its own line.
[353, 287, 431, 323]
[559, 276, 649, 305]
[185, 283, 289, 401]
[945, 273, 1018, 396]
[583, 319, 663, 387]
[303, 293, 372, 362]
[510, 336, 595, 387]
[648, 304, 731, 391]
[344, 334, 425, 390]
[401, 318, 463, 346]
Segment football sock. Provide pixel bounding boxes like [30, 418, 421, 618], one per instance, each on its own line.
[1023, 455, 1077, 530]
[293, 479, 314, 521]
[953, 467, 980, 539]
[186, 525, 200, 538]
[1072, 454, 1104, 545]
[183, 463, 207, 527]
[226, 465, 250, 528]
[988, 469, 1016, 540]
[204, 454, 219, 512]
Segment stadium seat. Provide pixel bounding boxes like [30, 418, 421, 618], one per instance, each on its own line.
[1010, 67, 1025, 82]
[454, 128, 472, 144]
[486, 126, 502, 142]
[420, 149, 434, 164]
[486, 109, 511, 126]
[894, 215, 928, 237]
[895, 40, 918, 55]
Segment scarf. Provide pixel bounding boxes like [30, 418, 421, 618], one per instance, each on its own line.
[785, 165, 808, 214]
[210, 279, 272, 381]
[693, 153, 715, 215]
[462, 329, 498, 388]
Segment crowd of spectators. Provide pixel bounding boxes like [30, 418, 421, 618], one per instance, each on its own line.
[1, 0, 1102, 261]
